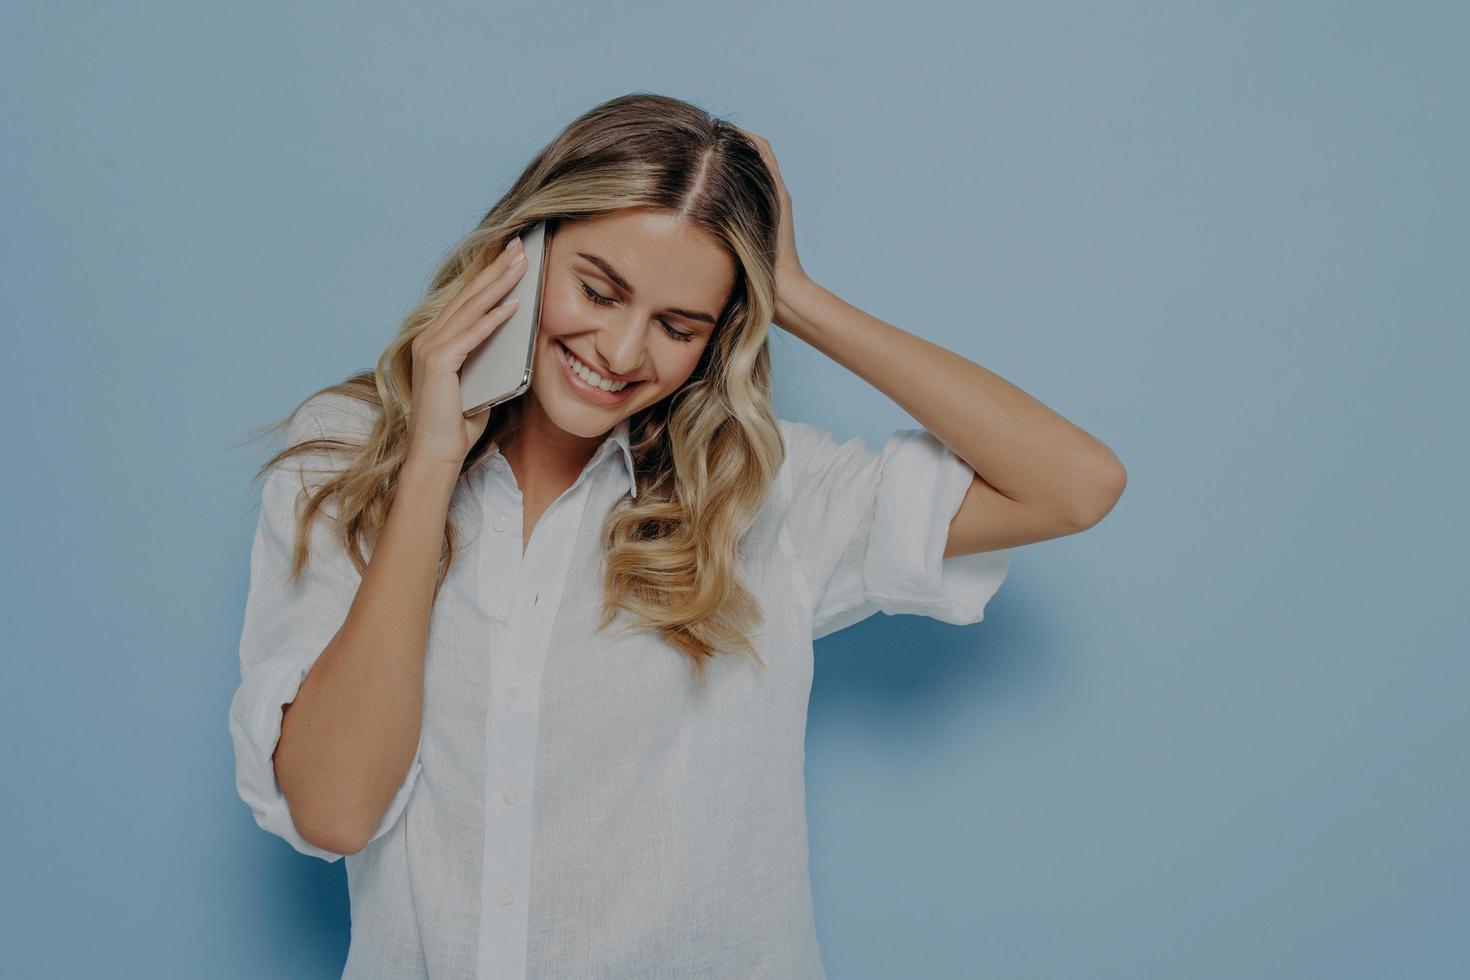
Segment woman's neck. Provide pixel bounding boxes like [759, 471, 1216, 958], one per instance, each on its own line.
[498, 393, 603, 499]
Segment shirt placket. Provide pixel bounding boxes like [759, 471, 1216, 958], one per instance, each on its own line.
[475, 450, 605, 980]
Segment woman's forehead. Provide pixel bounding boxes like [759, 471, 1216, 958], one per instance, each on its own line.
[556, 210, 736, 308]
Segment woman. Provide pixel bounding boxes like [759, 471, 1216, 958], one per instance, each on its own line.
[229, 92, 1125, 979]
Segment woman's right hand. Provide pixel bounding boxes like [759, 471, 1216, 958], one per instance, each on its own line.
[405, 234, 528, 468]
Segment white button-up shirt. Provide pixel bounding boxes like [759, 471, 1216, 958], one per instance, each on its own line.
[229, 392, 1012, 979]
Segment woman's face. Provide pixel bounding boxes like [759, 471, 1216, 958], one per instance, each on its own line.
[527, 207, 737, 438]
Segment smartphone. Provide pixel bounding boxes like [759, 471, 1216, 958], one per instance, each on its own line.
[460, 219, 552, 417]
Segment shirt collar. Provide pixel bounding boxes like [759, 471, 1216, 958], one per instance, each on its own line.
[608, 415, 638, 499]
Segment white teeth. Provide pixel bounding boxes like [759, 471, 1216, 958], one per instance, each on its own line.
[561, 342, 630, 392]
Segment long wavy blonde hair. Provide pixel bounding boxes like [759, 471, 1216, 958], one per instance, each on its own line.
[246, 92, 787, 688]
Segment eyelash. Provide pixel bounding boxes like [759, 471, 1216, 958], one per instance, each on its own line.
[578, 280, 696, 343]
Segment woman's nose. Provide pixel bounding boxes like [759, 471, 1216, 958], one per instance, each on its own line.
[598, 319, 650, 376]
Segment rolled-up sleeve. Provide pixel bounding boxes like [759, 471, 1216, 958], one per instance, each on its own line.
[777, 419, 1012, 642]
[227, 396, 422, 862]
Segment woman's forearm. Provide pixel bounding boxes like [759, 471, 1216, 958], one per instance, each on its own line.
[775, 275, 1124, 527]
[273, 456, 459, 854]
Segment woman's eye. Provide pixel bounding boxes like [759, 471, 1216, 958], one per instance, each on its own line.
[578, 280, 695, 343]
[578, 280, 615, 306]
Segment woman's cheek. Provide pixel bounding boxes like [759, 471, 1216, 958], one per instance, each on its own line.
[667, 343, 708, 384]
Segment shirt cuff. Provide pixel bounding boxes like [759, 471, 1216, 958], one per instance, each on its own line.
[861, 428, 1011, 625]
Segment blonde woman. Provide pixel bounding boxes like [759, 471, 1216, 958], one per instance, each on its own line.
[228, 92, 1125, 979]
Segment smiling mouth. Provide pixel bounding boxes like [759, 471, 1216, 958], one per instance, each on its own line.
[554, 338, 645, 394]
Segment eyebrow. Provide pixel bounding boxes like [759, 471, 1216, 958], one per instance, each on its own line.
[575, 252, 718, 326]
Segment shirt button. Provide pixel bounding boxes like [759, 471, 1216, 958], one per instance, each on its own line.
[493, 514, 509, 532]
[503, 785, 518, 805]
[497, 886, 513, 905]
[508, 681, 521, 699]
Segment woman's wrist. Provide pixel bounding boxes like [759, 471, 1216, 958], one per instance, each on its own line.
[401, 454, 464, 492]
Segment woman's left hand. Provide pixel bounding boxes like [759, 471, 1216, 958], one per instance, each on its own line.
[736, 127, 810, 312]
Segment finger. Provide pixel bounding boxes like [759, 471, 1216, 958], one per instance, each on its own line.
[427, 239, 524, 340]
[445, 297, 520, 357]
[423, 256, 523, 356]
[443, 241, 522, 323]
[446, 252, 527, 335]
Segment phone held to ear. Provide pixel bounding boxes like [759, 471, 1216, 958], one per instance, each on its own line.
[460, 219, 551, 418]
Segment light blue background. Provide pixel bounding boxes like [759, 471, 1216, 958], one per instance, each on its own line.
[4, 2, 1465, 977]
